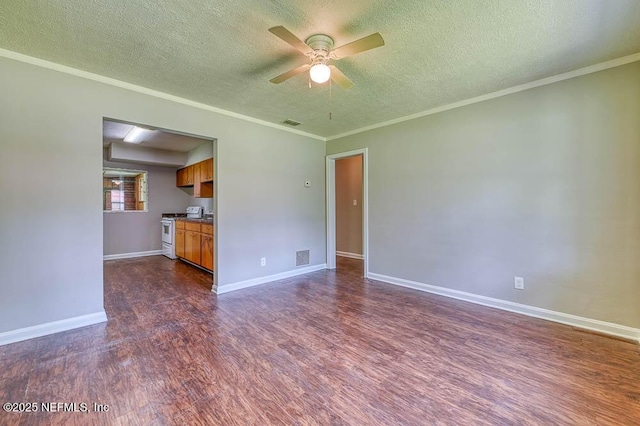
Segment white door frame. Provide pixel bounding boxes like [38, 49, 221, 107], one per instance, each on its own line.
[326, 148, 369, 277]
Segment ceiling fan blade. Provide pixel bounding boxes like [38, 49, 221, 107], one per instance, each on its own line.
[270, 64, 311, 84]
[331, 33, 385, 59]
[268, 26, 313, 55]
[329, 65, 354, 90]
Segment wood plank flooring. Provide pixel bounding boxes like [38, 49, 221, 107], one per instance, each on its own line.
[1, 256, 639, 424]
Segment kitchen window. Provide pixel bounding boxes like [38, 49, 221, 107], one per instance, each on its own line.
[103, 168, 148, 212]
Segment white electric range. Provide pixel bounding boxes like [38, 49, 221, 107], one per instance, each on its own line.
[161, 206, 203, 259]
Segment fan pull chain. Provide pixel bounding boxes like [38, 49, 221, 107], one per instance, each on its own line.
[329, 77, 332, 120]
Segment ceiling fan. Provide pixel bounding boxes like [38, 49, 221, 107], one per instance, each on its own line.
[268, 26, 385, 89]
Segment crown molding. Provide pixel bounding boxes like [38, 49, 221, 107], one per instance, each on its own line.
[0, 48, 325, 142]
[3, 48, 639, 144]
[326, 52, 640, 141]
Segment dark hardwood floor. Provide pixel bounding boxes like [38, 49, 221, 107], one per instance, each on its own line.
[1, 256, 639, 425]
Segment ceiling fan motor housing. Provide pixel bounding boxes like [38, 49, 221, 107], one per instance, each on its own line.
[268, 26, 384, 89]
[305, 34, 334, 63]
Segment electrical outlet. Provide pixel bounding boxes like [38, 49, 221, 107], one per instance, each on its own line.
[260, 257, 266, 267]
[353, 199, 358, 206]
[514, 276, 524, 290]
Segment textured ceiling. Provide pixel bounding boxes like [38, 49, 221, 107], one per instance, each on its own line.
[2, 1, 640, 138]
[103, 119, 211, 152]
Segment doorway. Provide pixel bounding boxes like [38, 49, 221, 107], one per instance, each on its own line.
[102, 118, 218, 291]
[326, 148, 369, 277]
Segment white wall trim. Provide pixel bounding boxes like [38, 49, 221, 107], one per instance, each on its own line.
[3, 48, 639, 144]
[0, 311, 108, 346]
[0, 48, 324, 142]
[326, 148, 369, 277]
[336, 251, 364, 260]
[217, 264, 327, 295]
[326, 52, 640, 141]
[368, 273, 640, 343]
[103, 250, 163, 261]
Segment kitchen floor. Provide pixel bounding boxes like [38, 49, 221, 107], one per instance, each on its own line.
[1, 256, 639, 424]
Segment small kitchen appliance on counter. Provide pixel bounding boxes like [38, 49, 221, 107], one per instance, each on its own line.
[186, 206, 203, 219]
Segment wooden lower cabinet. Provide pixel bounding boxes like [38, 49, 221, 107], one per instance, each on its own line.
[185, 230, 201, 265]
[175, 229, 185, 258]
[175, 220, 213, 272]
[201, 234, 214, 271]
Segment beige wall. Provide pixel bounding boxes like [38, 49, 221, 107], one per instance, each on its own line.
[327, 62, 640, 328]
[335, 155, 363, 256]
[0, 56, 325, 334]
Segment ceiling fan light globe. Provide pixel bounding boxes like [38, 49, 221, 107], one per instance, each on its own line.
[309, 64, 331, 84]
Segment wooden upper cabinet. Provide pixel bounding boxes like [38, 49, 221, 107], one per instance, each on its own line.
[195, 181, 213, 198]
[176, 158, 213, 197]
[202, 158, 214, 182]
[192, 163, 201, 194]
[176, 166, 193, 187]
[194, 161, 213, 198]
[186, 166, 194, 185]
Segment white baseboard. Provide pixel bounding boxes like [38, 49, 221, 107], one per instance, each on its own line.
[368, 273, 640, 343]
[217, 264, 327, 295]
[0, 311, 108, 346]
[103, 250, 163, 261]
[336, 251, 364, 260]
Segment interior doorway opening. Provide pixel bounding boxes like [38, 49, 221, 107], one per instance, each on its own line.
[326, 148, 369, 277]
[102, 118, 218, 291]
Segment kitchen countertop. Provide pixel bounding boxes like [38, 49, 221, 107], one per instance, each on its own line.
[162, 213, 213, 223]
[179, 218, 213, 223]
